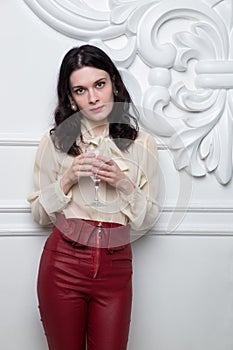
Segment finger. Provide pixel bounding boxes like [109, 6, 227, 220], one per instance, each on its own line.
[72, 164, 93, 178]
[76, 155, 96, 166]
[92, 164, 113, 176]
[79, 164, 93, 172]
[76, 153, 96, 163]
[79, 171, 93, 176]
[94, 169, 112, 177]
[83, 152, 96, 159]
[96, 155, 113, 164]
[92, 159, 110, 169]
[79, 152, 96, 158]
[96, 173, 116, 185]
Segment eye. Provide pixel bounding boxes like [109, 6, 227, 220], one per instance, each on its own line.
[96, 81, 105, 89]
[74, 87, 85, 95]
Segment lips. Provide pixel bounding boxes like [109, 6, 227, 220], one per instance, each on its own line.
[90, 105, 104, 113]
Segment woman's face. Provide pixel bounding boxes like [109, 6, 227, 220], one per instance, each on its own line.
[69, 66, 114, 127]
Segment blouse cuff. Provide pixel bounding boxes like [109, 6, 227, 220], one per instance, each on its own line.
[119, 186, 141, 206]
[56, 176, 72, 202]
[39, 179, 72, 215]
[119, 186, 148, 228]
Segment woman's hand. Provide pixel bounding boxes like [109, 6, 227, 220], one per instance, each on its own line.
[61, 152, 96, 195]
[92, 155, 135, 196]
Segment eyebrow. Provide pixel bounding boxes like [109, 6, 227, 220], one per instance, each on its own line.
[71, 77, 107, 90]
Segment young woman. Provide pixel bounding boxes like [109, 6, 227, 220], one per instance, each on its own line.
[28, 44, 159, 350]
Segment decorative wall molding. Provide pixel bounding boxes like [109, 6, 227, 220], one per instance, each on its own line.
[24, 0, 233, 185]
[1, 230, 233, 237]
[1, 204, 233, 214]
[0, 206, 31, 213]
[0, 133, 42, 147]
[1, 221, 232, 236]
[1, 205, 233, 236]
[0, 228, 49, 236]
[0, 140, 38, 147]
[0, 135, 167, 150]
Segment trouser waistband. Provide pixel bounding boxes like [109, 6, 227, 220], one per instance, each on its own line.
[55, 214, 131, 250]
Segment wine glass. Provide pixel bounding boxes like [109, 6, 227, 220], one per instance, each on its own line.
[87, 149, 106, 208]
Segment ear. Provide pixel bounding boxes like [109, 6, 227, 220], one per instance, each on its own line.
[112, 83, 118, 96]
[111, 75, 118, 96]
[68, 94, 74, 104]
[68, 94, 78, 112]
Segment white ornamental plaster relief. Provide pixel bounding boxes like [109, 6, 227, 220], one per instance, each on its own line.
[23, 0, 233, 185]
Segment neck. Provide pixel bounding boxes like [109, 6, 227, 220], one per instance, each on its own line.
[83, 118, 108, 136]
[93, 124, 108, 136]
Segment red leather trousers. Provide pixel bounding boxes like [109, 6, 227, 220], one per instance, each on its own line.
[37, 223, 132, 350]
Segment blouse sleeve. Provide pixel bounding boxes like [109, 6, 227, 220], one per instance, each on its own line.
[27, 132, 72, 226]
[119, 133, 159, 232]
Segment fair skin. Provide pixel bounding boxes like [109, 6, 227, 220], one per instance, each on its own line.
[61, 66, 135, 196]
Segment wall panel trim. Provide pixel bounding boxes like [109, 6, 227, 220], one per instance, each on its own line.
[0, 135, 166, 149]
[0, 205, 232, 236]
[1, 204, 233, 214]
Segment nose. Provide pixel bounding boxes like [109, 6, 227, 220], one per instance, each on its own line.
[88, 89, 99, 104]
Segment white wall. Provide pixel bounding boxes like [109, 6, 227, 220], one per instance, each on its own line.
[1, 0, 233, 349]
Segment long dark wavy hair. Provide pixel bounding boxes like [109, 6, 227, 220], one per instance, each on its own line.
[51, 44, 139, 156]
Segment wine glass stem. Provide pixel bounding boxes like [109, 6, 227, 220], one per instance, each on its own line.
[94, 182, 99, 203]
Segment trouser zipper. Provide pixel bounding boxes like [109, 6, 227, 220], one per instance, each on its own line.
[93, 223, 102, 279]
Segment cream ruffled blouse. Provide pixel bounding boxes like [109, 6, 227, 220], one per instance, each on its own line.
[27, 118, 159, 234]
